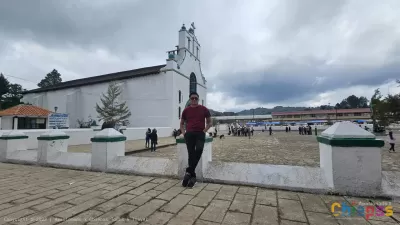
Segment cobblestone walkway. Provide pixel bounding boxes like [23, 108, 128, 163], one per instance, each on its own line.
[0, 163, 399, 225]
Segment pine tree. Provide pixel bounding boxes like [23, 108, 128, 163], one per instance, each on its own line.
[95, 82, 131, 124]
[38, 69, 62, 88]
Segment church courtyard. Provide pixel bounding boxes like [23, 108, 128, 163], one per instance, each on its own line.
[67, 132, 400, 172]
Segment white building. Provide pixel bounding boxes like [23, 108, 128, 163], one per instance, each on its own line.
[22, 23, 207, 129]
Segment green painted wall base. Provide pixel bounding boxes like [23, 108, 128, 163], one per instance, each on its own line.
[0, 136, 29, 140]
[91, 136, 127, 142]
[317, 136, 385, 147]
[37, 136, 70, 141]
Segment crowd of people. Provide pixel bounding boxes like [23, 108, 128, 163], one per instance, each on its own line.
[298, 125, 313, 135]
[228, 125, 254, 137]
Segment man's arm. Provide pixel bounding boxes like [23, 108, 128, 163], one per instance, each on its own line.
[203, 107, 212, 133]
[204, 116, 212, 133]
[180, 109, 186, 136]
[180, 118, 186, 135]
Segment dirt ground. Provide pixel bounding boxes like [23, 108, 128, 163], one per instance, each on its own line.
[130, 131, 400, 172]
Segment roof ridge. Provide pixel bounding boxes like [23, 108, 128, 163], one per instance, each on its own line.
[23, 64, 166, 94]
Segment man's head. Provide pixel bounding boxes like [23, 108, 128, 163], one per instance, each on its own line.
[189, 92, 199, 106]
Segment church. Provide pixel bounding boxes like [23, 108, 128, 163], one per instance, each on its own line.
[22, 23, 207, 129]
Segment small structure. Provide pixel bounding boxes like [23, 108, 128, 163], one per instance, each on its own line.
[0, 104, 52, 130]
[317, 121, 384, 196]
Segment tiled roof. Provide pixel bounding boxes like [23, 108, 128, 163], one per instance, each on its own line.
[0, 105, 52, 117]
[23, 64, 166, 94]
[271, 108, 371, 116]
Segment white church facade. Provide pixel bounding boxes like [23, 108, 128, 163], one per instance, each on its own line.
[22, 23, 207, 129]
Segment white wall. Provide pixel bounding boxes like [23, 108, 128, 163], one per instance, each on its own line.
[123, 127, 173, 140]
[2, 127, 173, 150]
[22, 73, 172, 128]
[0, 116, 13, 130]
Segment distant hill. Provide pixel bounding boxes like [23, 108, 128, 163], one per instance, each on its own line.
[209, 94, 371, 116]
[209, 106, 314, 116]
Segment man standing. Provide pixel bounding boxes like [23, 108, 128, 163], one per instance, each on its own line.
[180, 92, 212, 188]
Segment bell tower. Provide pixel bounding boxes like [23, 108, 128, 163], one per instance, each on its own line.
[178, 23, 201, 60]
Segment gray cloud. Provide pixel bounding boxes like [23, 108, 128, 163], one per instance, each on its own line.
[0, 0, 400, 111]
[212, 60, 400, 105]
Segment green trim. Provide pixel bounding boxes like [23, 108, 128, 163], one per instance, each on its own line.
[37, 136, 70, 141]
[176, 137, 213, 144]
[317, 136, 384, 147]
[0, 136, 29, 140]
[91, 136, 127, 142]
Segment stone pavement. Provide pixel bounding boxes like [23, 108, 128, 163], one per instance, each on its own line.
[0, 163, 398, 225]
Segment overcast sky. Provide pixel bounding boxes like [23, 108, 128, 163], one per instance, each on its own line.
[1, 0, 400, 112]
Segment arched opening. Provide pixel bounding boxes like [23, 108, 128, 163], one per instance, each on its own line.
[178, 90, 181, 103]
[189, 73, 197, 94]
[178, 107, 181, 119]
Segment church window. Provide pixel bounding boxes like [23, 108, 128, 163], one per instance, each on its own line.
[189, 73, 197, 93]
[187, 38, 191, 50]
[178, 107, 181, 119]
[196, 47, 199, 58]
[178, 90, 181, 103]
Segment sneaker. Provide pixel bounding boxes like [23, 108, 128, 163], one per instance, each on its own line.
[182, 172, 191, 187]
[187, 177, 197, 188]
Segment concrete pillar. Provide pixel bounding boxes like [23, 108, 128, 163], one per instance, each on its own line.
[37, 130, 70, 164]
[0, 131, 28, 161]
[13, 118, 18, 130]
[91, 128, 126, 172]
[318, 121, 384, 196]
[176, 136, 213, 180]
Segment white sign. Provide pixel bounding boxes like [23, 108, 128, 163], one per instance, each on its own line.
[48, 113, 69, 128]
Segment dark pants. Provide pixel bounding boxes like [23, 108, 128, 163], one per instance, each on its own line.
[145, 138, 150, 148]
[390, 143, 395, 151]
[151, 141, 156, 151]
[184, 131, 206, 177]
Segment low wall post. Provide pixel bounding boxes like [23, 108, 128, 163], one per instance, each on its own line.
[91, 128, 126, 172]
[176, 135, 213, 180]
[0, 131, 28, 162]
[318, 121, 384, 196]
[37, 130, 70, 164]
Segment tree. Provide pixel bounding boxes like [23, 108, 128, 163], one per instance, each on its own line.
[2, 84, 25, 109]
[371, 89, 390, 131]
[346, 95, 360, 108]
[95, 82, 131, 125]
[0, 73, 10, 109]
[384, 94, 400, 123]
[37, 69, 62, 88]
[333, 95, 370, 109]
